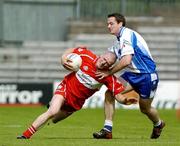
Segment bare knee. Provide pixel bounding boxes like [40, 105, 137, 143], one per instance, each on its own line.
[140, 107, 149, 114]
[46, 108, 59, 118]
[52, 111, 72, 124]
[139, 98, 153, 114]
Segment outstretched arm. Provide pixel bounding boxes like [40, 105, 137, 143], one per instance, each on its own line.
[96, 54, 132, 79]
[110, 54, 132, 75]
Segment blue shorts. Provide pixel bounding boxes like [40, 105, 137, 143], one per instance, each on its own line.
[121, 72, 159, 99]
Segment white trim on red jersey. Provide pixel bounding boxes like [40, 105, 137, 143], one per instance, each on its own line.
[75, 69, 103, 89]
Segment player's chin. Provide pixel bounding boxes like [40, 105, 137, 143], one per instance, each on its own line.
[109, 30, 115, 34]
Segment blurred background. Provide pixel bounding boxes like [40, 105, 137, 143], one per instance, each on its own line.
[0, 0, 180, 114]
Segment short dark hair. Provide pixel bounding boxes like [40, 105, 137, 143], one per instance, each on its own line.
[108, 13, 126, 26]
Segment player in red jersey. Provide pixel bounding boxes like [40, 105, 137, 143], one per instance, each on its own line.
[17, 46, 137, 139]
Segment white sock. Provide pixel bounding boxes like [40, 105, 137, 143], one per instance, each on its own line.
[154, 120, 161, 127]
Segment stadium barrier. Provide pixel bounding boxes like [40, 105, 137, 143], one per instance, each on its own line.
[1, 81, 180, 109]
[53, 80, 180, 109]
[0, 83, 52, 105]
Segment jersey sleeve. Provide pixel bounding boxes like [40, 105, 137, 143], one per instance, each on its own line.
[102, 75, 125, 96]
[108, 29, 135, 59]
[121, 30, 134, 57]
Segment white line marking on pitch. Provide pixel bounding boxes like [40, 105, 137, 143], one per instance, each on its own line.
[2, 124, 22, 128]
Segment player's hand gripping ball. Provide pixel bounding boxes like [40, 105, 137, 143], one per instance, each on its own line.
[64, 53, 82, 71]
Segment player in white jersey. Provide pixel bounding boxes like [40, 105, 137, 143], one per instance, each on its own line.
[93, 13, 165, 139]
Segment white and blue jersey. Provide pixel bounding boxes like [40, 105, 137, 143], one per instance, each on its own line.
[108, 27, 159, 99]
[108, 27, 156, 74]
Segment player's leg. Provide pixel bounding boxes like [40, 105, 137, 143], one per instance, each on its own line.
[93, 77, 136, 139]
[93, 90, 114, 139]
[139, 97, 165, 139]
[17, 94, 65, 139]
[32, 94, 65, 128]
[51, 103, 76, 124]
[115, 91, 138, 105]
[139, 98, 159, 123]
[137, 73, 165, 139]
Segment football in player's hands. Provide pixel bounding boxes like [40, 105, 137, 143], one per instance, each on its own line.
[64, 53, 82, 71]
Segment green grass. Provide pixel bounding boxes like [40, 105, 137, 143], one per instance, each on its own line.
[0, 107, 180, 146]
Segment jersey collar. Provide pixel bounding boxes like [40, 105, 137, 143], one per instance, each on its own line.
[117, 26, 125, 41]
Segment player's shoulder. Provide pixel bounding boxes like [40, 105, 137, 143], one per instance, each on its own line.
[75, 47, 96, 59]
[73, 47, 91, 54]
[124, 27, 143, 38]
[122, 27, 134, 36]
[122, 27, 143, 43]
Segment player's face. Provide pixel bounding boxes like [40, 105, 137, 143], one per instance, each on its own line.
[96, 57, 110, 70]
[96, 53, 115, 70]
[107, 17, 122, 35]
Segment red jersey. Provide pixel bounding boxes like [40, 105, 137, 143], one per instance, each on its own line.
[55, 47, 124, 111]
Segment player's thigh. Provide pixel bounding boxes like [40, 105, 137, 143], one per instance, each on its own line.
[48, 94, 65, 115]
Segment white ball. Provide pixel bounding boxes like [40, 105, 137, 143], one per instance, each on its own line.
[66, 53, 82, 71]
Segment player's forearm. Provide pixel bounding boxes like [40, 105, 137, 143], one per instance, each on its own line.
[109, 55, 132, 75]
[109, 60, 128, 75]
[110, 63, 126, 75]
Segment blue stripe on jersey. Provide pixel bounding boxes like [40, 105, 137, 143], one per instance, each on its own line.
[130, 32, 156, 73]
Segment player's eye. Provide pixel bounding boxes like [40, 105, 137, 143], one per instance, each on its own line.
[103, 58, 110, 66]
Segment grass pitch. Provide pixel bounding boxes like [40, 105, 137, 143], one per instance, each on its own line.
[0, 107, 180, 146]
